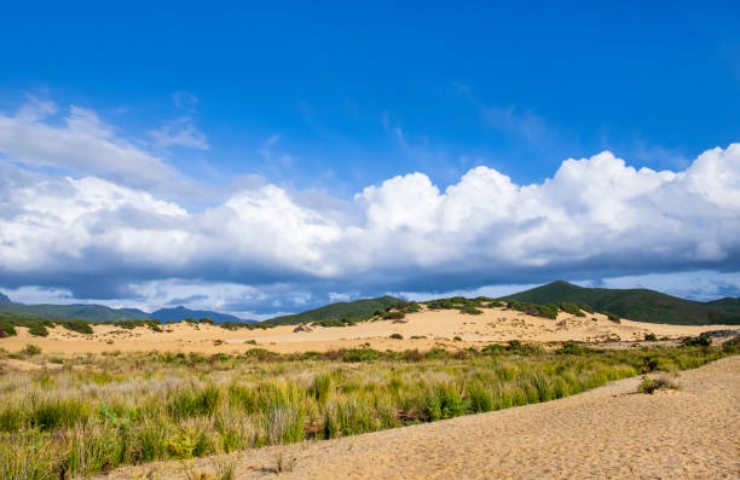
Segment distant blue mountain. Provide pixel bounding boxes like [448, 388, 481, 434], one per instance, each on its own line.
[0, 292, 10, 303]
[150, 306, 255, 324]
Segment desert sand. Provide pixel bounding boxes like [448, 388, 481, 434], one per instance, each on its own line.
[1, 307, 736, 356]
[97, 355, 740, 479]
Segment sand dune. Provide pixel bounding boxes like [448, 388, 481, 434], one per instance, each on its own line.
[2, 307, 736, 356]
[97, 355, 740, 479]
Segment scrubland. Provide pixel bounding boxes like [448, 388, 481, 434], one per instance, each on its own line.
[0, 340, 736, 479]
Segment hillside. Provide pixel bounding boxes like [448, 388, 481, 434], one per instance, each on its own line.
[150, 306, 253, 324]
[0, 302, 151, 322]
[264, 295, 402, 325]
[505, 281, 740, 325]
[0, 293, 10, 303]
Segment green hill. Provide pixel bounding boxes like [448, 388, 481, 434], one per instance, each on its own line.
[504, 281, 740, 325]
[0, 302, 151, 322]
[264, 295, 402, 325]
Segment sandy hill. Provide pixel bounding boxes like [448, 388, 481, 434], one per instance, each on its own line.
[1, 304, 735, 356]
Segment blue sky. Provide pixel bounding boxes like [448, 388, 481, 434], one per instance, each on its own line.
[0, 1, 739, 317]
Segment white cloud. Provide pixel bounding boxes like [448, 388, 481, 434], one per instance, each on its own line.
[148, 117, 208, 150]
[0, 98, 180, 189]
[0, 131, 739, 311]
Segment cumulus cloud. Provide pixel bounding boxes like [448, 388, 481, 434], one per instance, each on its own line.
[0, 136, 739, 313]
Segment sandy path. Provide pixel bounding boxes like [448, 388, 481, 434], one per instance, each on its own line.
[3, 308, 735, 355]
[102, 356, 740, 480]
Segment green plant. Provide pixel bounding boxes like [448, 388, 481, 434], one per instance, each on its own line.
[459, 306, 483, 315]
[61, 320, 94, 334]
[382, 311, 405, 320]
[644, 333, 658, 342]
[681, 333, 712, 347]
[21, 344, 42, 356]
[389, 333, 404, 340]
[27, 323, 49, 337]
[637, 375, 679, 394]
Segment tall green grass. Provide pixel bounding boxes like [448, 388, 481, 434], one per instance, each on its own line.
[0, 344, 733, 478]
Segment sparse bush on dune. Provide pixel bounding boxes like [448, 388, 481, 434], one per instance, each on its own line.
[389, 333, 404, 340]
[459, 306, 483, 315]
[0, 344, 732, 478]
[27, 323, 49, 337]
[60, 320, 94, 335]
[637, 375, 679, 394]
[21, 344, 42, 356]
[559, 302, 585, 317]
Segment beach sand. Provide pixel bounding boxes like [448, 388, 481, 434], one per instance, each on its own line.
[98, 355, 740, 479]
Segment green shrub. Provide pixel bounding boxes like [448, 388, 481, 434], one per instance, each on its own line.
[22, 344, 42, 356]
[459, 306, 483, 315]
[389, 333, 404, 340]
[555, 341, 592, 355]
[27, 323, 49, 337]
[681, 333, 712, 347]
[644, 333, 658, 342]
[559, 302, 584, 317]
[603, 311, 621, 323]
[383, 311, 405, 320]
[340, 348, 380, 362]
[61, 320, 94, 335]
[0, 324, 17, 337]
[637, 375, 679, 394]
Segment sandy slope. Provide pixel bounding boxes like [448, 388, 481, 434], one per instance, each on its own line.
[100, 356, 740, 479]
[1, 307, 736, 355]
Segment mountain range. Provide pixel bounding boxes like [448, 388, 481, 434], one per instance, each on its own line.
[1, 281, 738, 326]
[0, 295, 253, 324]
[504, 281, 740, 325]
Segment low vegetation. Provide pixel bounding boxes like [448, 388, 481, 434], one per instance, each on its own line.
[637, 375, 679, 394]
[0, 344, 733, 478]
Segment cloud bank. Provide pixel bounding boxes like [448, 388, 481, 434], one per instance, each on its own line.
[0, 100, 739, 314]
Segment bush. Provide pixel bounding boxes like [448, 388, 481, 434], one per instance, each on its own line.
[340, 348, 380, 362]
[555, 341, 592, 355]
[389, 333, 404, 340]
[637, 375, 679, 394]
[722, 335, 740, 353]
[482, 343, 505, 354]
[459, 306, 483, 315]
[22, 344, 42, 356]
[506, 301, 558, 319]
[453, 336, 463, 341]
[681, 333, 712, 347]
[0, 324, 17, 337]
[383, 311, 406, 320]
[559, 302, 584, 317]
[644, 333, 658, 342]
[603, 312, 621, 323]
[61, 320, 94, 335]
[27, 323, 49, 337]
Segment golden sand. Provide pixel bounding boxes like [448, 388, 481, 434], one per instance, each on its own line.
[1, 307, 735, 356]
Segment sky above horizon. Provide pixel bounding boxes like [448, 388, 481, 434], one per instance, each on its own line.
[1, 1, 739, 318]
